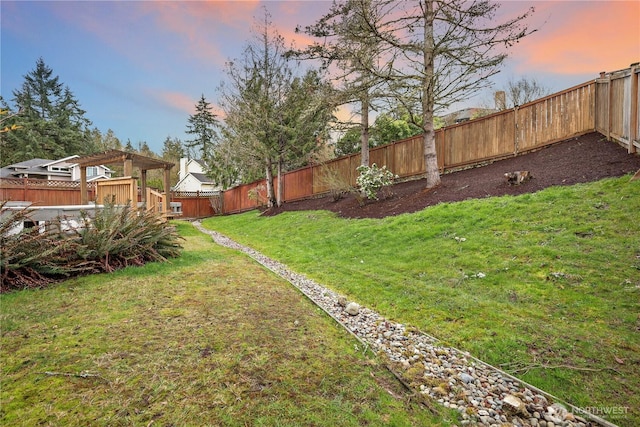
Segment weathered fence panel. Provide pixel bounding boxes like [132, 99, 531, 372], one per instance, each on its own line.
[596, 63, 639, 153]
[312, 155, 359, 194]
[172, 196, 215, 218]
[441, 111, 517, 168]
[518, 83, 594, 152]
[222, 181, 266, 214]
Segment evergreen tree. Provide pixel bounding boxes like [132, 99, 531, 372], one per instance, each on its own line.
[0, 97, 23, 166]
[185, 95, 219, 163]
[124, 139, 135, 152]
[218, 9, 334, 205]
[137, 141, 156, 158]
[161, 136, 184, 186]
[4, 58, 93, 163]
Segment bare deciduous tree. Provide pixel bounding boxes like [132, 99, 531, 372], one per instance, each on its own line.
[504, 77, 551, 108]
[313, 0, 536, 188]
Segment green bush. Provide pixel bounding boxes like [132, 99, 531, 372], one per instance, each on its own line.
[0, 201, 182, 292]
[356, 163, 397, 200]
[74, 202, 182, 271]
[0, 203, 69, 289]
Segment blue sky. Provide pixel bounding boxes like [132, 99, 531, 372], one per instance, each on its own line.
[2, 0, 638, 155]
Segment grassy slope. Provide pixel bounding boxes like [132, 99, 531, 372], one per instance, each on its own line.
[0, 222, 453, 427]
[201, 176, 640, 426]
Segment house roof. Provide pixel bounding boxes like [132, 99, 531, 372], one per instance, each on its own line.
[0, 157, 112, 179]
[42, 155, 80, 167]
[190, 172, 214, 183]
[0, 158, 60, 178]
[74, 150, 174, 171]
[172, 171, 218, 192]
[5, 158, 53, 169]
[86, 174, 111, 182]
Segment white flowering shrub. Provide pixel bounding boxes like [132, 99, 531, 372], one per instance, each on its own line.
[356, 163, 397, 200]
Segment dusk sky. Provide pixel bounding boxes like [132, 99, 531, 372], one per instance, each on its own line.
[1, 0, 638, 155]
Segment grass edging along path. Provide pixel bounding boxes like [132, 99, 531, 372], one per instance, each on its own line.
[0, 222, 453, 427]
[201, 175, 640, 427]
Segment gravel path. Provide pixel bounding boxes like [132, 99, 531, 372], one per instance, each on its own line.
[193, 221, 614, 427]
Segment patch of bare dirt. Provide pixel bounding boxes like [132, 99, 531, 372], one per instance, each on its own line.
[264, 132, 640, 219]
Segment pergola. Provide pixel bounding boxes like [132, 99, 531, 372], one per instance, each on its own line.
[74, 150, 174, 205]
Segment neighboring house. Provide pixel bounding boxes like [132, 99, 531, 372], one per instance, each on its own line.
[173, 158, 221, 193]
[0, 155, 112, 182]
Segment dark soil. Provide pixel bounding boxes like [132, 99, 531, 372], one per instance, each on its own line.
[264, 132, 640, 219]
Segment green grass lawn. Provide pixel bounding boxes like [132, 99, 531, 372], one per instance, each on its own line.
[1, 222, 454, 427]
[201, 175, 640, 427]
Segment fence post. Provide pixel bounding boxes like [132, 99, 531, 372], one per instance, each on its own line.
[514, 106, 519, 155]
[629, 63, 639, 154]
[23, 177, 28, 201]
[439, 128, 446, 173]
[606, 73, 612, 141]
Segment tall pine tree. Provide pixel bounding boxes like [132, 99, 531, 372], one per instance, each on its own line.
[2, 58, 93, 165]
[185, 94, 219, 163]
[161, 136, 184, 186]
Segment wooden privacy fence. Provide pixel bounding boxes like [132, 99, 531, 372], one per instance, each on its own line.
[171, 190, 220, 218]
[0, 179, 218, 218]
[0, 178, 96, 206]
[222, 63, 640, 214]
[2, 65, 636, 218]
[221, 78, 599, 214]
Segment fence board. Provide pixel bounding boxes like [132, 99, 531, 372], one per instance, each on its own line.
[393, 135, 425, 177]
[172, 196, 216, 218]
[283, 167, 313, 201]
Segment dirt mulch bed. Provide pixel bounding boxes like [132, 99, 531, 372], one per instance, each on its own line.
[263, 132, 640, 219]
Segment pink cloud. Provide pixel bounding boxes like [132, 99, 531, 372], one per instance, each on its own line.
[47, 1, 264, 70]
[151, 90, 226, 120]
[511, 1, 640, 75]
[138, 1, 262, 66]
[151, 90, 199, 115]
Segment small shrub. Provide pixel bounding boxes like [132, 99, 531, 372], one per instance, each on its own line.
[356, 163, 397, 201]
[73, 201, 183, 272]
[317, 166, 354, 201]
[248, 184, 268, 207]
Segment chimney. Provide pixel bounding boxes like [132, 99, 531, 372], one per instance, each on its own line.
[494, 91, 506, 110]
[179, 157, 187, 181]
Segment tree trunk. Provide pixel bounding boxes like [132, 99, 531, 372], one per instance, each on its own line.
[422, 0, 441, 188]
[360, 94, 370, 167]
[265, 157, 276, 207]
[276, 156, 284, 207]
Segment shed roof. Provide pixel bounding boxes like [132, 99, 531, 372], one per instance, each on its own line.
[74, 150, 174, 170]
